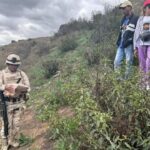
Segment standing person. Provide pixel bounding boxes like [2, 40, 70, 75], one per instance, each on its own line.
[134, 0, 150, 90]
[0, 54, 30, 150]
[114, 0, 138, 80]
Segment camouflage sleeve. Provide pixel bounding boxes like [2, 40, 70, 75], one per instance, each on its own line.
[20, 71, 31, 92]
[0, 71, 5, 91]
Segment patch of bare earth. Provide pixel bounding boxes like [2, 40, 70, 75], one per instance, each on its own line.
[11, 107, 53, 150]
[9, 106, 74, 150]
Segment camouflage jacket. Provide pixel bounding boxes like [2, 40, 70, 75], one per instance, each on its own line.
[0, 67, 30, 92]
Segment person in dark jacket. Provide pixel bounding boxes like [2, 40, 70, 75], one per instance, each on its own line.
[114, 0, 138, 80]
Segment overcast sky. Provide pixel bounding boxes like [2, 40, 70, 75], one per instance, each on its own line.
[0, 0, 123, 45]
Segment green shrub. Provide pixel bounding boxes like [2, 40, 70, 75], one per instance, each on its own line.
[84, 47, 100, 66]
[91, 6, 121, 44]
[31, 63, 150, 149]
[36, 43, 50, 56]
[60, 36, 78, 52]
[42, 60, 59, 79]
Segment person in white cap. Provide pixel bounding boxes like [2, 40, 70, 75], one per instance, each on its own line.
[114, 0, 139, 80]
[0, 54, 30, 150]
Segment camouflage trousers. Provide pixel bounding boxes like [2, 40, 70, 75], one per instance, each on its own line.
[0, 100, 25, 143]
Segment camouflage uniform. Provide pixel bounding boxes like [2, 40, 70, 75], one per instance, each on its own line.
[0, 54, 30, 150]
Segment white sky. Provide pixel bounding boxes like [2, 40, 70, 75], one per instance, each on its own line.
[0, 0, 124, 45]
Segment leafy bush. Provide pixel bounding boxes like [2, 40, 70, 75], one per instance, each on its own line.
[36, 42, 50, 56]
[91, 7, 120, 44]
[59, 36, 78, 52]
[42, 60, 59, 79]
[84, 47, 100, 66]
[31, 63, 150, 149]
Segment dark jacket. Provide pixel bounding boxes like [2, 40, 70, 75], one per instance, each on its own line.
[116, 13, 139, 48]
[122, 30, 134, 48]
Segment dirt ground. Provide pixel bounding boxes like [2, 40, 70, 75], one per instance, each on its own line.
[0, 106, 74, 150]
[0, 107, 53, 150]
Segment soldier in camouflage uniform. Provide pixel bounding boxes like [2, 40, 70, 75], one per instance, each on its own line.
[0, 54, 30, 150]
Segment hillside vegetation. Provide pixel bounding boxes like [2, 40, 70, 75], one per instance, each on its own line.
[1, 0, 149, 149]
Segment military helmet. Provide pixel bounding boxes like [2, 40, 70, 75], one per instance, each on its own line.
[6, 54, 21, 65]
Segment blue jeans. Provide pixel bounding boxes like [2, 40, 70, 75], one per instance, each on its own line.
[114, 45, 133, 79]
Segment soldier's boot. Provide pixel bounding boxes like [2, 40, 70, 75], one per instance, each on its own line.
[8, 141, 19, 148]
[1, 139, 9, 150]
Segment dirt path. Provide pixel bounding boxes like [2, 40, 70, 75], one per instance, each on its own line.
[10, 108, 53, 150]
[1, 106, 74, 150]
